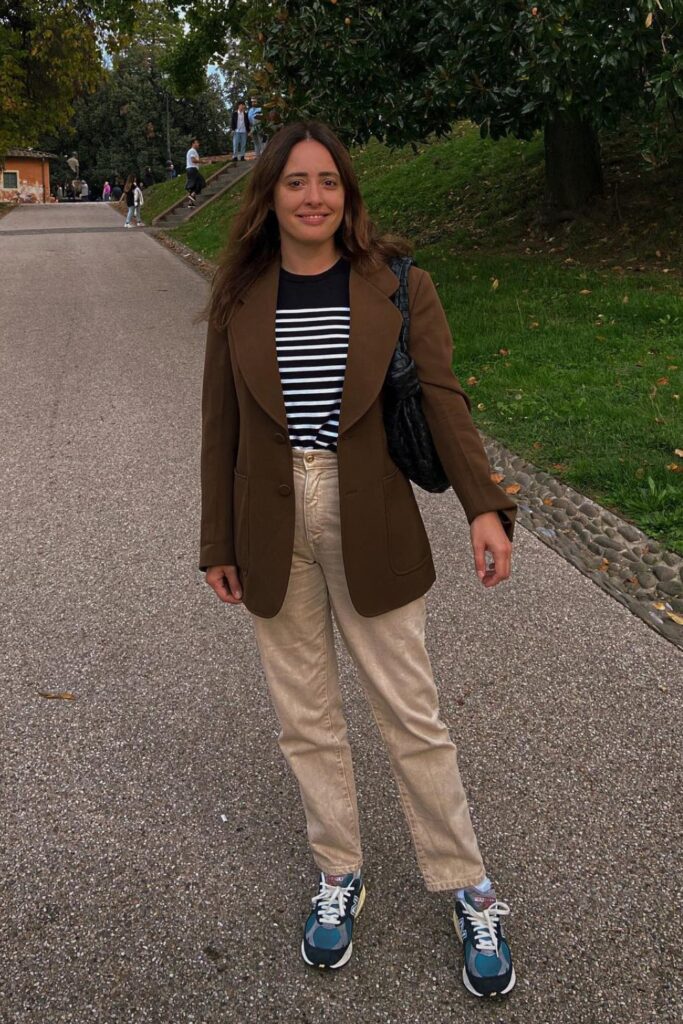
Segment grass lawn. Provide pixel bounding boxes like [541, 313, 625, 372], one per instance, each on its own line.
[417, 247, 682, 552]
[163, 124, 683, 551]
[139, 163, 228, 225]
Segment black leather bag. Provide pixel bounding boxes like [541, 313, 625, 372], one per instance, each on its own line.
[383, 257, 450, 493]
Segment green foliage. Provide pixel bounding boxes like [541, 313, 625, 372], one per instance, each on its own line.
[166, 1, 683, 154]
[0, 1, 140, 155]
[41, 41, 230, 193]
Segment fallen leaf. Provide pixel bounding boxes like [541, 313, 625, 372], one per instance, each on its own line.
[657, 377, 669, 386]
[498, 347, 509, 356]
[653, 601, 666, 610]
[622, 295, 629, 304]
[505, 483, 522, 494]
[491, 278, 500, 290]
[646, 12, 653, 27]
[467, 376, 478, 386]
[38, 691, 76, 700]
[579, 289, 591, 295]
[532, 441, 543, 449]
[490, 472, 505, 484]
[597, 558, 610, 573]
[666, 611, 683, 626]
[551, 463, 568, 473]
[477, 402, 486, 410]
[675, 449, 683, 458]
[529, 321, 540, 329]
[666, 463, 683, 472]
[542, 497, 554, 506]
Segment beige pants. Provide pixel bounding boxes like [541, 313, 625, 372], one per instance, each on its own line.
[251, 449, 486, 891]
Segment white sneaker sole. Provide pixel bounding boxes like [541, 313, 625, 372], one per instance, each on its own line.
[453, 909, 516, 997]
[300, 885, 365, 970]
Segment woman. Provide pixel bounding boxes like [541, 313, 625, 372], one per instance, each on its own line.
[122, 174, 139, 228]
[200, 122, 517, 998]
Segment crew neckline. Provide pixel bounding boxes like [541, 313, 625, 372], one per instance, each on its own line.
[279, 257, 347, 283]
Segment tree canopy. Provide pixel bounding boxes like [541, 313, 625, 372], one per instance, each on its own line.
[0, 1, 178, 156]
[165, 0, 683, 209]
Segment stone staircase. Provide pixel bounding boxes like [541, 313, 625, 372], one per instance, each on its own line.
[152, 160, 253, 229]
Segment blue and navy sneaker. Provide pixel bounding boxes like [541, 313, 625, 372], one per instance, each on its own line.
[453, 884, 516, 997]
[301, 871, 365, 969]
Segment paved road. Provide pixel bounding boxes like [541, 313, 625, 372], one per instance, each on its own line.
[1, 203, 681, 1024]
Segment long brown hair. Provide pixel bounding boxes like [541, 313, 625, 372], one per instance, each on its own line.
[207, 121, 411, 329]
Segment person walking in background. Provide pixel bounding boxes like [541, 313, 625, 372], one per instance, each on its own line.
[248, 97, 264, 157]
[165, 159, 176, 180]
[133, 179, 144, 227]
[200, 121, 517, 998]
[185, 137, 204, 207]
[122, 174, 139, 227]
[231, 102, 249, 162]
[111, 180, 122, 202]
[143, 166, 154, 188]
[102, 180, 111, 202]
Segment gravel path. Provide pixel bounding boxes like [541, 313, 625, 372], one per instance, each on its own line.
[1, 204, 681, 1024]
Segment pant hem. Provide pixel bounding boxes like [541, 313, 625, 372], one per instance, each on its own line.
[313, 861, 364, 876]
[424, 870, 487, 893]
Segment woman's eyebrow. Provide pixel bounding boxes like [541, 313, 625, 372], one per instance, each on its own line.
[283, 171, 340, 178]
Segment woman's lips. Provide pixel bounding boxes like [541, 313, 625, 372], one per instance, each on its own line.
[297, 213, 329, 224]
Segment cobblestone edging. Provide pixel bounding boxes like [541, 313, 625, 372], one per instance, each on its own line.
[483, 437, 683, 651]
[155, 229, 683, 650]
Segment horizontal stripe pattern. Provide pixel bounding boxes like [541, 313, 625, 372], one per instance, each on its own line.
[276, 260, 351, 451]
[276, 309, 349, 449]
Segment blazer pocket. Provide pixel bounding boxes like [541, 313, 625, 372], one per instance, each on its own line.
[382, 469, 431, 575]
[233, 471, 249, 571]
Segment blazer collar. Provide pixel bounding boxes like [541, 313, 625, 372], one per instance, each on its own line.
[229, 257, 403, 436]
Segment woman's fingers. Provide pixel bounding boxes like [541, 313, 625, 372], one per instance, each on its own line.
[470, 514, 512, 589]
[206, 565, 243, 604]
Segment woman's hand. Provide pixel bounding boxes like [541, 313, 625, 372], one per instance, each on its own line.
[206, 565, 243, 604]
[469, 512, 512, 588]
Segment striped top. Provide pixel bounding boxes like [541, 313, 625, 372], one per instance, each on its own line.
[276, 257, 351, 451]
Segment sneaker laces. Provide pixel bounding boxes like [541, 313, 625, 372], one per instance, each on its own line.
[463, 900, 511, 955]
[311, 876, 354, 926]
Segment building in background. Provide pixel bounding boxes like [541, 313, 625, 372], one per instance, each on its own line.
[0, 149, 58, 203]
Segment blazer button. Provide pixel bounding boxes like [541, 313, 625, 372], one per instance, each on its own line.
[274, 432, 286, 444]
[278, 484, 291, 496]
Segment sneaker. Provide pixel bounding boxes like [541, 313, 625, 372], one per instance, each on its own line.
[124, 222, 131, 228]
[301, 871, 365, 970]
[453, 885, 515, 998]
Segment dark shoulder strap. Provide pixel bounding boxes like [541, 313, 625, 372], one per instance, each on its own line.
[389, 256, 415, 353]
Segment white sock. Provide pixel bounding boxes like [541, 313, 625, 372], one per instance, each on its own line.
[456, 876, 492, 901]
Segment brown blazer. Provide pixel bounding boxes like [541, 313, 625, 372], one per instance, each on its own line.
[200, 258, 517, 618]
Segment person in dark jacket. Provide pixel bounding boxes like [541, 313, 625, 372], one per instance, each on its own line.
[230, 102, 250, 162]
[199, 121, 517, 998]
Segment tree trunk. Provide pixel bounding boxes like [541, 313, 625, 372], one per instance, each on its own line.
[544, 112, 604, 215]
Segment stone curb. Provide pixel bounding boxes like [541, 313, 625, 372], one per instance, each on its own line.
[149, 231, 683, 652]
[483, 436, 683, 652]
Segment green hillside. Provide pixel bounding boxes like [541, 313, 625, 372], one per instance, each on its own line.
[157, 125, 683, 552]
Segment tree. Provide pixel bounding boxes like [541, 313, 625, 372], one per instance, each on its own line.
[0, 1, 138, 157]
[41, 43, 229, 192]
[166, 0, 683, 214]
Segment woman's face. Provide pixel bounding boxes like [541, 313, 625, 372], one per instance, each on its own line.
[273, 139, 345, 252]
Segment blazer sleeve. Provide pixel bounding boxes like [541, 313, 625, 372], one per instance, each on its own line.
[199, 319, 239, 570]
[407, 267, 517, 542]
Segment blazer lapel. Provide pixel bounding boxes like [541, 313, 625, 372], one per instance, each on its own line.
[229, 257, 403, 436]
[339, 263, 403, 435]
[229, 259, 288, 431]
